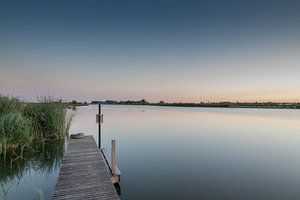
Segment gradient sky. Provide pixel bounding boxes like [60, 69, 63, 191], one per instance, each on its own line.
[1, 0, 300, 102]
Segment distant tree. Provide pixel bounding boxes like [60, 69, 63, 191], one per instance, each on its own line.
[140, 99, 149, 104]
[159, 100, 165, 104]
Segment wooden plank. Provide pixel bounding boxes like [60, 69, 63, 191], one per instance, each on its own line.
[53, 136, 120, 200]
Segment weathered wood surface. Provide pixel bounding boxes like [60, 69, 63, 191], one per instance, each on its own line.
[101, 148, 121, 184]
[53, 136, 120, 200]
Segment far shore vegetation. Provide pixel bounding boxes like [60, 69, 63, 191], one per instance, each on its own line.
[90, 99, 300, 109]
[0, 95, 73, 161]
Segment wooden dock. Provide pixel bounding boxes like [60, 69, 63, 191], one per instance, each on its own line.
[52, 136, 120, 200]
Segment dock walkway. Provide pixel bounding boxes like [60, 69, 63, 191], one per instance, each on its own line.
[52, 136, 120, 200]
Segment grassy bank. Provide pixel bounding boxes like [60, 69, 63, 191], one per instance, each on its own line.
[0, 95, 73, 160]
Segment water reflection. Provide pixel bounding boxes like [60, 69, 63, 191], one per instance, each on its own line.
[0, 139, 65, 199]
[114, 183, 121, 196]
[0, 139, 65, 182]
[72, 105, 300, 200]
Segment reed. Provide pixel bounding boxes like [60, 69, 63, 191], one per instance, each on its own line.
[24, 97, 73, 139]
[0, 113, 34, 159]
[0, 95, 73, 160]
[0, 95, 24, 114]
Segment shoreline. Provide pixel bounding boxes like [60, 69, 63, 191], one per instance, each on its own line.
[91, 103, 300, 110]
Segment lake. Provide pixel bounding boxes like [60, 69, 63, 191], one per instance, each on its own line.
[2, 105, 300, 199]
[70, 105, 300, 200]
[0, 139, 64, 200]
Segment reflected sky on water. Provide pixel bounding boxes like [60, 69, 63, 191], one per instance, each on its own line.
[0, 139, 65, 200]
[69, 105, 300, 200]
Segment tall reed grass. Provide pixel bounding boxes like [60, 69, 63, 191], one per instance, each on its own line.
[0, 95, 24, 114]
[0, 113, 34, 159]
[0, 95, 73, 160]
[24, 97, 73, 139]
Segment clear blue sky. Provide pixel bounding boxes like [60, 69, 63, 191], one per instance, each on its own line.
[1, 0, 300, 102]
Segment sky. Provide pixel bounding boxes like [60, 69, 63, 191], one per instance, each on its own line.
[1, 0, 300, 102]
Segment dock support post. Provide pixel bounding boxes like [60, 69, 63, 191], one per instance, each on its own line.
[98, 104, 101, 148]
[111, 139, 116, 175]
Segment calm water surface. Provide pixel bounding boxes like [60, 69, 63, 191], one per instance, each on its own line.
[69, 105, 300, 200]
[0, 140, 64, 200]
[2, 105, 300, 199]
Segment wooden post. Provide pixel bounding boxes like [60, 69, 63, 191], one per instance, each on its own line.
[98, 104, 101, 148]
[111, 139, 116, 176]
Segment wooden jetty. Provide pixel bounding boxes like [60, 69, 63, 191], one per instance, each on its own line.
[52, 136, 120, 200]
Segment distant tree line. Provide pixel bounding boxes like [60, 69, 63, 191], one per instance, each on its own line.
[69, 100, 88, 106]
[90, 99, 300, 109]
[155, 102, 300, 109]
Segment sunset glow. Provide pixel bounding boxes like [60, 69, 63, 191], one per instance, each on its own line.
[1, 0, 300, 102]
